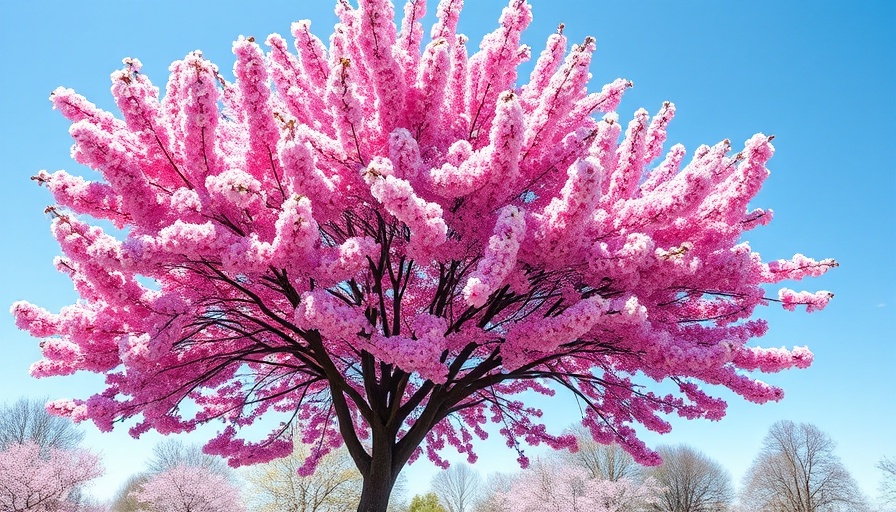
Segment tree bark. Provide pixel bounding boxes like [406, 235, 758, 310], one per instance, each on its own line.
[355, 435, 397, 512]
[356, 470, 396, 512]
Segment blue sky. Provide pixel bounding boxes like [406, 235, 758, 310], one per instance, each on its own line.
[1, 0, 893, 505]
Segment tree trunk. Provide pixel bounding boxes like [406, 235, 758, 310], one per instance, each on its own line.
[356, 468, 396, 512]
[355, 426, 398, 512]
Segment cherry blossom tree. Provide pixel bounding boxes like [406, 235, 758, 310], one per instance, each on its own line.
[498, 461, 657, 512]
[12, 0, 836, 510]
[134, 464, 244, 512]
[0, 441, 103, 512]
[108, 441, 234, 512]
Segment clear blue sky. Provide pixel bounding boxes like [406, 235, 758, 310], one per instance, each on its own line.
[1, 0, 893, 505]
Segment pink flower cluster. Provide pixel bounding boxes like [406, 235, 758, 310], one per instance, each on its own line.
[463, 205, 526, 307]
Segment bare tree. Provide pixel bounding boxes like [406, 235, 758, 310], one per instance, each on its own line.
[563, 425, 640, 482]
[432, 462, 483, 512]
[643, 444, 733, 512]
[0, 396, 84, 451]
[879, 457, 896, 508]
[740, 421, 869, 512]
[472, 472, 515, 512]
[244, 442, 364, 512]
[146, 438, 232, 477]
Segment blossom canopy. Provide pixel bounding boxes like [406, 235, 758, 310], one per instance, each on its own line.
[12, 0, 835, 509]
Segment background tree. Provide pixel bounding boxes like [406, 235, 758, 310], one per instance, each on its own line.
[561, 426, 639, 481]
[498, 459, 656, 512]
[740, 421, 868, 512]
[471, 473, 515, 512]
[879, 456, 896, 508]
[146, 439, 232, 478]
[431, 463, 483, 512]
[244, 442, 363, 512]
[0, 397, 95, 511]
[408, 493, 447, 512]
[644, 444, 733, 512]
[135, 463, 244, 512]
[109, 474, 151, 512]
[109, 440, 235, 512]
[13, 0, 836, 510]
[0, 396, 84, 451]
[388, 471, 410, 512]
[0, 440, 103, 512]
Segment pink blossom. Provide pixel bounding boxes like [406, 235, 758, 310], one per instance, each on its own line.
[396, 0, 427, 75]
[763, 253, 839, 282]
[366, 157, 448, 260]
[463, 205, 526, 307]
[291, 20, 330, 92]
[325, 53, 366, 163]
[358, 0, 406, 136]
[643, 101, 676, 164]
[779, 288, 835, 312]
[521, 27, 567, 109]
